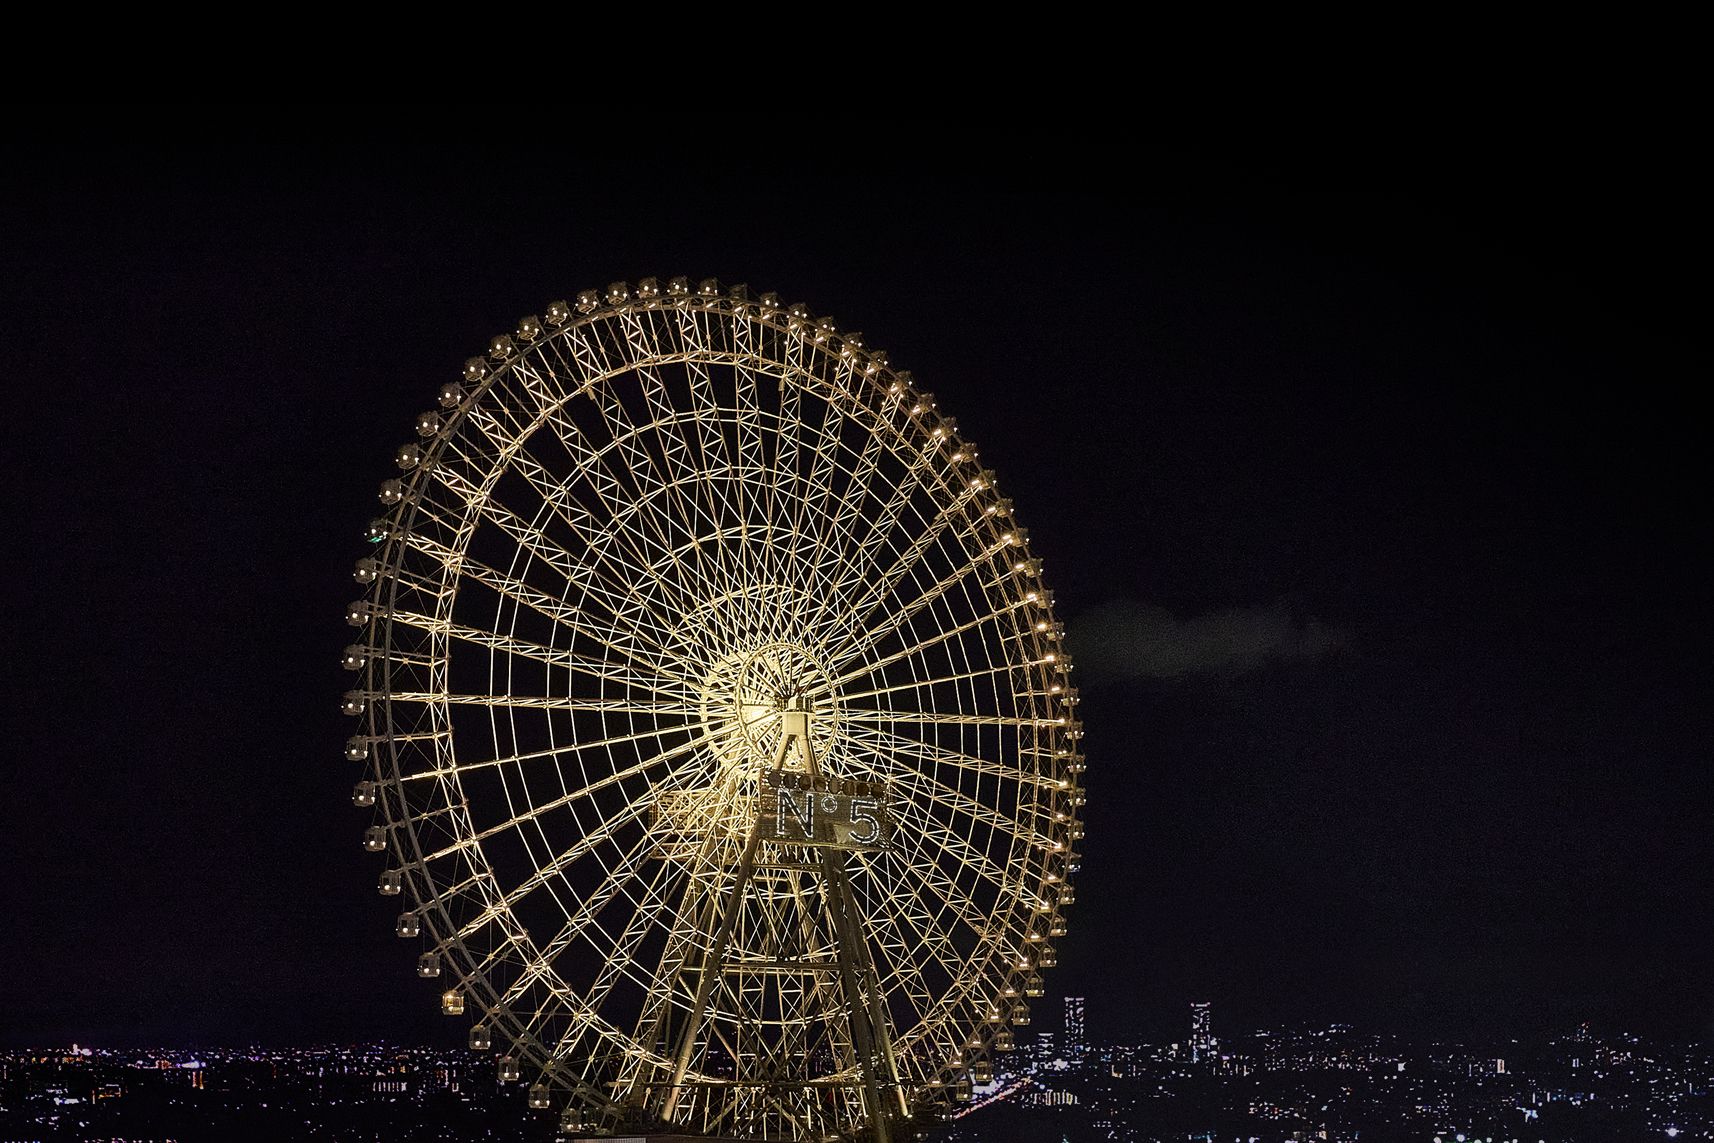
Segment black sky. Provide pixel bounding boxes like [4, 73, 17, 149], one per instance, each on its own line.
[2, 107, 1707, 1052]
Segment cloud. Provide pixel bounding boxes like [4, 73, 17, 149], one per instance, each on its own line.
[1068, 600, 1348, 681]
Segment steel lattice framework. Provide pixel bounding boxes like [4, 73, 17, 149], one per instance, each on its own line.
[340, 277, 1085, 1141]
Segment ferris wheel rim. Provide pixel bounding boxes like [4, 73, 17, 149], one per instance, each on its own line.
[345, 279, 1084, 1135]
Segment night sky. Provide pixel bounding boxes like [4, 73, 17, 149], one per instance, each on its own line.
[3, 109, 1707, 1053]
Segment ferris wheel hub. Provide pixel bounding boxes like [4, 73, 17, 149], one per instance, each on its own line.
[697, 640, 841, 775]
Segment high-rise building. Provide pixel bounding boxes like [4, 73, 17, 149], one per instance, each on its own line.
[1064, 997, 1086, 1059]
[1190, 1001, 1215, 1063]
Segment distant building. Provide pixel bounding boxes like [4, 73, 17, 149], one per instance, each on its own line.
[1021, 1087, 1080, 1107]
[1191, 1001, 1216, 1064]
[1064, 997, 1087, 1059]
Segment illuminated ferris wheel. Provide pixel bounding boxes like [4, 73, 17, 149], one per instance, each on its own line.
[340, 278, 1086, 1141]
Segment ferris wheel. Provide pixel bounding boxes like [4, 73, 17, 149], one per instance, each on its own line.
[340, 278, 1085, 1141]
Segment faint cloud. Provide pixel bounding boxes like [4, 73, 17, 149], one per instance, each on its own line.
[1069, 599, 1348, 681]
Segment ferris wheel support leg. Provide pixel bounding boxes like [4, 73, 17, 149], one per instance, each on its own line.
[822, 848, 904, 1143]
[798, 715, 909, 1143]
[657, 815, 767, 1124]
[647, 714, 808, 1127]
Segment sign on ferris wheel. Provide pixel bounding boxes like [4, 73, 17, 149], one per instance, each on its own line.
[761, 769, 894, 851]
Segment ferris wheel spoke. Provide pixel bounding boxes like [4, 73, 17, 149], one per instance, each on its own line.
[586, 368, 710, 583]
[769, 360, 807, 624]
[728, 310, 764, 442]
[823, 539, 1022, 674]
[393, 692, 703, 717]
[896, 793, 1031, 896]
[614, 867, 756, 1082]
[627, 352, 740, 605]
[508, 985, 625, 1071]
[679, 336, 734, 471]
[507, 867, 702, 1028]
[401, 533, 701, 695]
[678, 343, 750, 524]
[408, 720, 706, 791]
[429, 618, 681, 696]
[460, 796, 658, 945]
[843, 725, 1042, 851]
[832, 661, 1022, 705]
[851, 782, 1020, 905]
[436, 462, 690, 662]
[493, 862, 668, 1021]
[816, 408, 978, 629]
[821, 603, 1021, 694]
[781, 371, 868, 634]
[817, 490, 995, 662]
[674, 341, 795, 644]
[678, 364, 752, 620]
[399, 868, 493, 942]
[500, 353, 658, 545]
[505, 431, 708, 636]
[801, 398, 889, 603]
[468, 400, 710, 644]
[417, 780, 632, 867]
[799, 444, 941, 646]
[846, 855, 980, 1020]
[842, 720, 1044, 788]
[794, 487, 861, 640]
[771, 342, 873, 625]
[851, 850, 1012, 1034]
[839, 707, 1058, 730]
[881, 846, 1027, 995]
[577, 861, 697, 1020]
[562, 466, 778, 661]
[729, 351, 777, 590]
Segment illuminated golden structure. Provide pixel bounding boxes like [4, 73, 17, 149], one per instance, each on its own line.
[341, 278, 1085, 1140]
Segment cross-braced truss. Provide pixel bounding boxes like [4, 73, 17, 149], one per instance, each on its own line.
[342, 279, 1086, 1141]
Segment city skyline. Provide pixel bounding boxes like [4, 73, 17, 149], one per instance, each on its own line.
[1, 996, 1678, 1055]
[2, 108, 1708, 1069]
[9, 1010, 1707, 1141]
